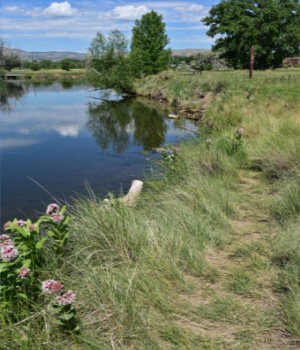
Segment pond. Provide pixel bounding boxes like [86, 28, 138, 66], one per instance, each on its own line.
[1, 80, 199, 225]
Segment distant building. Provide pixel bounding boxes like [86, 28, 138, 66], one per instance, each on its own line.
[283, 57, 300, 66]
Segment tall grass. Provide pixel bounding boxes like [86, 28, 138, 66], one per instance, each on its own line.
[1, 69, 300, 348]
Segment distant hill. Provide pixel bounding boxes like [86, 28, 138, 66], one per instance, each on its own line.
[171, 49, 211, 57]
[5, 48, 211, 61]
[5, 48, 86, 61]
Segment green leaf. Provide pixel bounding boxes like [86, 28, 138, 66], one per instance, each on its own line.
[17, 293, 28, 300]
[60, 206, 67, 215]
[58, 312, 75, 321]
[53, 318, 65, 325]
[22, 259, 31, 268]
[49, 305, 63, 313]
[0, 267, 9, 273]
[36, 236, 48, 249]
[62, 231, 71, 244]
[12, 225, 30, 237]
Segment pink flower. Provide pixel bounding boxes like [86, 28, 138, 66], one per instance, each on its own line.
[18, 267, 30, 279]
[42, 280, 64, 294]
[56, 290, 75, 306]
[173, 148, 180, 153]
[0, 234, 10, 242]
[3, 223, 9, 230]
[156, 148, 164, 153]
[206, 139, 212, 143]
[1, 238, 14, 246]
[51, 213, 64, 223]
[46, 203, 60, 216]
[237, 128, 244, 134]
[0, 235, 13, 247]
[28, 224, 36, 232]
[16, 220, 27, 227]
[1, 244, 18, 261]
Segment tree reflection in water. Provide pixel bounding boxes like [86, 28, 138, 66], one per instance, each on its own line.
[0, 82, 26, 111]
[86, 99, 168, 153]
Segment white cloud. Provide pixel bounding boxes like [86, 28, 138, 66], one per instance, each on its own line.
[43, 2, 78, 18]
[110, 5, 149, 20]
[5, 6, 22, 13]
[175, 4, 204, 13]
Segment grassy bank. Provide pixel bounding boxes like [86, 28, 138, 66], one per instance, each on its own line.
[8, 68, 85, 79]
[1, 70, 300, 349]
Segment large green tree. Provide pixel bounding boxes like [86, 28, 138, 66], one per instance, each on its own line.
[87, 30, 133, 92]
[130, 10, 171, 75]
[203, 0, 300, 69]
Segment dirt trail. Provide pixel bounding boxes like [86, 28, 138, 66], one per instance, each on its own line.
[177, 171, 299, 349]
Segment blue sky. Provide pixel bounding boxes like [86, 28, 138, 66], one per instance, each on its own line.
[0, 0, 220, 52]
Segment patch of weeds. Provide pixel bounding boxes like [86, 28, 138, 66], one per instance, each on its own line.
[227, 269, 262, 297]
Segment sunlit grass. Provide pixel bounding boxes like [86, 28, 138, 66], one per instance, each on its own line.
[1, 68, 300, 348]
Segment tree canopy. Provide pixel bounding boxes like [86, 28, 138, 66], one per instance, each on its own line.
[130, 10, 171, 75]
[203, 0, 300, 69]
[0, 37, 21, 71]
[60, 58, 73, 71]
[87, 30, 133, 92]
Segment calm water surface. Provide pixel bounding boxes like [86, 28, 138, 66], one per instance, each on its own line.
[1, 80, 198, 225]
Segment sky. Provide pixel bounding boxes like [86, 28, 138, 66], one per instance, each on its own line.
[0, 0, 220, 53]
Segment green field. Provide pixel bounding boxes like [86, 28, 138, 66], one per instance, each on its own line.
[1, 69, 300, 349]
[9, 68, 86, 78]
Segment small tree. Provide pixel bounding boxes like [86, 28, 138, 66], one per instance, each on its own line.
[130, 10, 171, 75]
[86, 29, 133, 92]
[60, 58, 73, 71]
[40, 59, 54, 69]
[0, 38, 21, 71]
[30, 62, 40, 71]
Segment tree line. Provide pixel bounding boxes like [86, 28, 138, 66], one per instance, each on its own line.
[1, 1, 299, 82]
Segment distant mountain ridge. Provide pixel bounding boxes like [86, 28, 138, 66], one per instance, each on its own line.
[6, 48, 211, 61]
[6, 48, 86, 61]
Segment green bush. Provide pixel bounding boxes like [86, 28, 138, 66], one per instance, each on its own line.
[30, 62, 40, 71]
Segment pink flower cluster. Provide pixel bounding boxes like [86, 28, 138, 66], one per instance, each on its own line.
[56, 290, 76, 306]
[28, 224, 36, 232]
[16, 220, 27, 227]
[18, 267, 30, 279]
[42, 279, 64, 294]
[3, 220, 27, 230]
[172, 148, 181, 153]
[237, 128, 244, 134]
[46, 203, 60, 216]
[46, 204, 65, 223]
[0, 234, 18, 261]
[206, 138, 212, 143]
[42, 279, 75, 306]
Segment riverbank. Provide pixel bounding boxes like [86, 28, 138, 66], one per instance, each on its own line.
[1, 70, 300, 349]
[6, 68, 85, 80]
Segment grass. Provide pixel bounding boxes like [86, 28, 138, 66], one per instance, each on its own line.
[9, 68, 86, 78]
[1, 69, 300, 349]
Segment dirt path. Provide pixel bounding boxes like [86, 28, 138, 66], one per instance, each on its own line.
[177, 171, 299, 349]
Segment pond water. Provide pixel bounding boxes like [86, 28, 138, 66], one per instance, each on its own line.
[1, 80, 199, 225]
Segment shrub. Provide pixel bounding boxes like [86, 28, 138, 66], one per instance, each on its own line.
[30, 62, 40, 71]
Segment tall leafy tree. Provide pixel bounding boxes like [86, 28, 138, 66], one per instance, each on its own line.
[87, 30, 133, 92]
[131, 10, 171, 75]
[203, 0, 300, 69]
